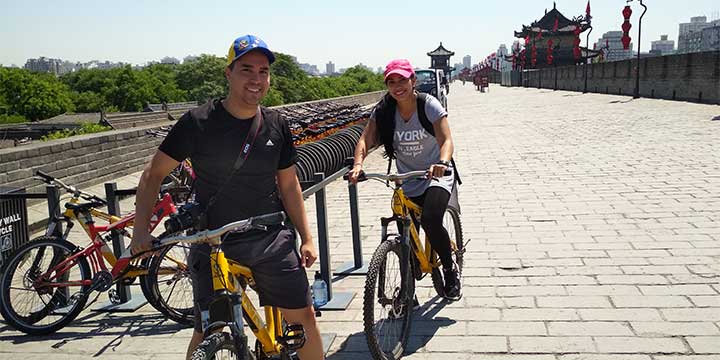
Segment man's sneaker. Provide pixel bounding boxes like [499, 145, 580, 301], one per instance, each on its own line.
[442, 262, 462, 301]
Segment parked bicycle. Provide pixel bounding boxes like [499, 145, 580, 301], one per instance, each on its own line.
[347, 170, 465, 360]
[0, 171, 194, 335]
[155, 211, 307, 360]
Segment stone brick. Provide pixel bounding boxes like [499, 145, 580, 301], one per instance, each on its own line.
[509, 336, 595, 353]
[639, 285, 718, 296]
[661, 308, 720, 321]
[578, 309, 663, 321]
[503, 309, 579, 321]
[547, 321, 634, 336]
[537, 296, 612, 308]
[467, 321, 547, 335]
[593, 336, 688, 353]
[610, 295, 693, 308]
[686, 336, 720, 354]
[630, 321, 720, 336]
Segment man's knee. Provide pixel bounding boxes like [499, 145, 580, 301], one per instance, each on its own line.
[280, 306, 317, 326]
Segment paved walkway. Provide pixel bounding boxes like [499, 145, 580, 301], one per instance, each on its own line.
[1, 83, 719, 359]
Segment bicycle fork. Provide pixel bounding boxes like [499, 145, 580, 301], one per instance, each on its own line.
[379, 215, 415, 309]
[201, 251, 249, 354]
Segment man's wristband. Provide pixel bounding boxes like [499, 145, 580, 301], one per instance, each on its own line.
[353, 163, 363, 167]
[437, 160, 450, 167]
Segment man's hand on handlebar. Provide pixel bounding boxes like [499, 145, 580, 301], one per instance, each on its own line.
[346, 163, 365, 184]
[130, 232, 158, 259]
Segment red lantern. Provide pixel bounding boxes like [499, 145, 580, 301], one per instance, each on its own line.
[547, 39, 554, 65]
[531, 43, 537, 67]
[621, 5, 632, 50]
[573, 26, 582, 60]
[553, 17, 559, 32]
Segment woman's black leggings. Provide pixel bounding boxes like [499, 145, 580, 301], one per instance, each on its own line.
[409, 186, 453, 269]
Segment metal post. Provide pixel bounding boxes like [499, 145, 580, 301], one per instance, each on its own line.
[92, 183, 147, 312]
[313, 173, 332, 300]
[45, 185, 62, 238]
[584, 26, 594, 93]
[45, 185, 69, 307]
[309, 172, 354, 310]
[633, 0, 647, 99]
[105, 183, 130, 303]
[334, 180, 368, 275]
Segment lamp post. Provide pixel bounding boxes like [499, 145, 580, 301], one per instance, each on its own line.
[627, 0, 647, 99]
[583, 25, 593, 93]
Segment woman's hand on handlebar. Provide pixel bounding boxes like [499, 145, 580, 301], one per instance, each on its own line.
[428, 163, 448, 179]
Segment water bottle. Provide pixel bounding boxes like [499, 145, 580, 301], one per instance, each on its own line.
[311, 271, 328, 308]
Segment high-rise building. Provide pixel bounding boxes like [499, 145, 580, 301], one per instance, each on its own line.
[160, 56, 180, 65]
[24, 57, 62, 75]
[595, 31, 633, 62]
[650, 35, 675, 56]
[462, 55, 471, 69]
[326, 61, 335, 75]
[678, 16, 711, 53]
[701, 20, 720, 51]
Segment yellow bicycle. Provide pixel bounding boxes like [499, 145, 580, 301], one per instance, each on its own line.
[353, 170, 464, 360]
[157, 211, 305, 360]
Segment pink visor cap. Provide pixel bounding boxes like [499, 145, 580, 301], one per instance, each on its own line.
[384, 59, 415, 82]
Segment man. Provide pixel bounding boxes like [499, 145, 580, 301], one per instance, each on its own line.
[130, 34, 324, 360]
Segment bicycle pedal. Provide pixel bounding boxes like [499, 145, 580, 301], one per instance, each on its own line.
[278, 324, 305, 351]
[108, 289, 121, 305]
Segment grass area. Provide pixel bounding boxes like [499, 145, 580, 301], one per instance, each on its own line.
[41, 122, 112, 141]
[0, 114, 28, 125]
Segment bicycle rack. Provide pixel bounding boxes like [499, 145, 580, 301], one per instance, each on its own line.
[92, 183, 148, 312]
[301, 172, 355, 310]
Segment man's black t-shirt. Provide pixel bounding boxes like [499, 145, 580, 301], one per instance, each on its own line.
[159, 99, 297, 230]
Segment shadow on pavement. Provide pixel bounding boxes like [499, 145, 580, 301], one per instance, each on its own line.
[327, 295, 455, 359]
[0, 313, 189, 356]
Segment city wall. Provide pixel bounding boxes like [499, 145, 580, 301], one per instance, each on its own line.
[0, 91, 384, 195]
[519, 51, 720, 104]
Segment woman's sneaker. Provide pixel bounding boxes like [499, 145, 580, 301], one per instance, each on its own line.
[442, 262, 462, 301]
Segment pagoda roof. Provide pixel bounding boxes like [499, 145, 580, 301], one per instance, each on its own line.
[427, 42, 454, 57]
[514, 2, 591, 38]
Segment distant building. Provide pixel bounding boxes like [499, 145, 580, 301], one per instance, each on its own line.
[595, 31, 633, 62]
[678, 16, 712, 53]
[160, 56, 180, 65]
[24, 57, 62, 75]
[183, 55, 199, 63]
[299, 63, 319, 76]
[701, 20, 720, 51]
[462, 55, 471, 69]
[497, 44, 511, 71]
[651, 35, 675, 56]
[326, 61, 335, 75]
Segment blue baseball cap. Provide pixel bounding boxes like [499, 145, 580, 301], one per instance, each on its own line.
[226, 34, 275, 66]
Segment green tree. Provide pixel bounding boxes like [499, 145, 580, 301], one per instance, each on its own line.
[0, 68, 74, 121]
[176, 54, 227, 102]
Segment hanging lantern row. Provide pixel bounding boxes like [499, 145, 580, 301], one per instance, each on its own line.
[621, 5, 633, 50]
[547, 39, 554, 65]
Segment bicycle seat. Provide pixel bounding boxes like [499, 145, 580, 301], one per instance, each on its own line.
[65, 201, 105, 212]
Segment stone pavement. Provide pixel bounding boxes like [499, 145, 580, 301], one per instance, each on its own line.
[1, 83, 719, 359]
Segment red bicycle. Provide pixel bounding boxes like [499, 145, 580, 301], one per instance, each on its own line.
[0, 171, 194, 335]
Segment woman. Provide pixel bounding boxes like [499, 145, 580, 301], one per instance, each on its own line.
[348, 58, 461, 301]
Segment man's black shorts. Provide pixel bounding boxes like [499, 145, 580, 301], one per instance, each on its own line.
[188, 227, 311, 332]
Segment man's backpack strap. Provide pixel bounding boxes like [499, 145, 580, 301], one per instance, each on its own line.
[416, 93, 462, 185]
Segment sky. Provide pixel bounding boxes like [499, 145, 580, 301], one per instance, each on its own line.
[1, 0, 718, 70]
